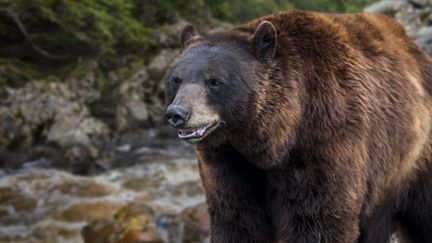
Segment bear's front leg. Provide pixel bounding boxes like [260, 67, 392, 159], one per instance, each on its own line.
[197, 145, 274, 243]
[267, 155, 366, 243]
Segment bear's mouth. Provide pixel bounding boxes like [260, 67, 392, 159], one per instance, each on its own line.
[177, 121, 220, 142]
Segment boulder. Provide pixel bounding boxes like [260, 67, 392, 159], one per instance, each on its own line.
[5, 81, 109, 147]
[115, 67, 151, 131]
[155, 19, 191, 48]
[176, 202, 210, 242]
[0, 187, 37, 214]
[416, 26, 432, 53]
[82, 203, 163, 243]
[54, 201, 122, 223]
[0, 107, 32, 151]
[115, 49, 179, 132]
[364, 0, 408, 16]
[65, 61, 101, 105]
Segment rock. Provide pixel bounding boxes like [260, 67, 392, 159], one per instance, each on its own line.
[54, 201, 122, 222]
[154, 17, 231, 48]
[58, 144, 97, 174]
[116, 231, 163, 243]
[82, 219, 123, 243]
[176, 202, 210, 232]
[114, 52, 175, 131]
[114, 203, 155, 221]
[176, 202, 210, 242]
[6, 81, 75, 127]
[147, 49, 180, 80]
[412, 0, 432, 5]
[0, 80, 110, 171]
[154, 19, 190, 48]
[155, 203, 210, 243]
[0, 187, 37, 214]
[395, 4, 423, 37]
[65, 61, 101, 105]
[31, 225, 79, 243]
[52, 179, 115, 197]
[169, 180, 205, 199]
[364, 0, 407, 16]
[5, 81, 109, 147]
[47, 115, 109, 147]
[115, 67, 151, 131]
[0, 107, 32, 151]
[122, 177, 163, 191]
[82, 203, 163, 243]
[416, 26, 432, 53]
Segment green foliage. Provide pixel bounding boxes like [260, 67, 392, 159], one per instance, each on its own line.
[0, 58, 40, 88]
[0, 0, 153, 63]
[0, 0, 377, 64]
[208, 0, 293, 23]
[207, 0, 377, 23]
[0, 0, 377, 91]
[135, 0, 211, 28]
[289, 0, 376, 13]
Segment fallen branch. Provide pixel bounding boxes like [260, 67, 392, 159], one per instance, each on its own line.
[0, 7, 69, 60]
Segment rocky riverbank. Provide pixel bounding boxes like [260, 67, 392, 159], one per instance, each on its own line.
[0, 17, 230, 175]
[0, 3, 225, 241]
[0, 151, 210, 243]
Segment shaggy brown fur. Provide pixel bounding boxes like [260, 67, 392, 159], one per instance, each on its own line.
[166, 11, 432, 243]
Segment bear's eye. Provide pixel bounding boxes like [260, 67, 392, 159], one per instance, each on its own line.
[171, 76, 182, 86]
[208, 78, 222, 88]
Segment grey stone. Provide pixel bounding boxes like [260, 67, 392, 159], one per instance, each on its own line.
[5, 81, 109, 147]
[147, 49, 180, 80]
[0, 107, 32, 150]
[115, 67, 152, 131]
[65, 61, 101, 104]
[416, 26, 432, 54]
[364, 0, 407, 15]
[155, 19, 190, 48]
[411, 0, 432, 6]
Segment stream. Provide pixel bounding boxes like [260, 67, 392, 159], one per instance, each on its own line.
[0, 130, 208, 243]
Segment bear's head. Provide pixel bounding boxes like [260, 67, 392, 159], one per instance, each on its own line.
[165, 21, 280, 144]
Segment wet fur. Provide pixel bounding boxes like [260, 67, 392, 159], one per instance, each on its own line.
[169, 11, 432, 243]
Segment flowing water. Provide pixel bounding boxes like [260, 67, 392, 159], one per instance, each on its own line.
[0, 133, 206, 243]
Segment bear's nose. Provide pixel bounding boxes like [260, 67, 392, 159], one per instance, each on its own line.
[166, 106, 189, 128]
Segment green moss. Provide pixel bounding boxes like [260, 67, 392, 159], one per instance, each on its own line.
[0, 0, 154, 63]
[54, 60, 99, 81]
[0, 58, 40, 88]
[420, 10, 431, 22]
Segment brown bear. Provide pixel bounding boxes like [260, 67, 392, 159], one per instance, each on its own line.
[165, 11, 432, 243]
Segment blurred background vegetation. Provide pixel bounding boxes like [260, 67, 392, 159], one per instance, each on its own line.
[0, 0, 378, 122]
[0, 0, 375, 73]
[209, 0, 375, 22]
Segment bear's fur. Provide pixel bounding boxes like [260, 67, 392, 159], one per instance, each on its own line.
[165, 11, 432, 243]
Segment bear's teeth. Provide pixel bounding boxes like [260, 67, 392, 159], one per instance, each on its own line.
[178, 127, 207, 139]
[177, 123, 215, 139]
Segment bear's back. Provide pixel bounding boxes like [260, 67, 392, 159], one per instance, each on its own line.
[235, 11, 432, 96]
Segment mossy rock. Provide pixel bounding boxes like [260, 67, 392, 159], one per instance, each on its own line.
[54, 201, 122, 223]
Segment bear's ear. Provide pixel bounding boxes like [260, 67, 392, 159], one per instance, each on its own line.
[180, 24, 200, 49]
[252, 21, 277, 59]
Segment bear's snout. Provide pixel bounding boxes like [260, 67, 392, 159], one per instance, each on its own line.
[166, 105, 189, 128]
